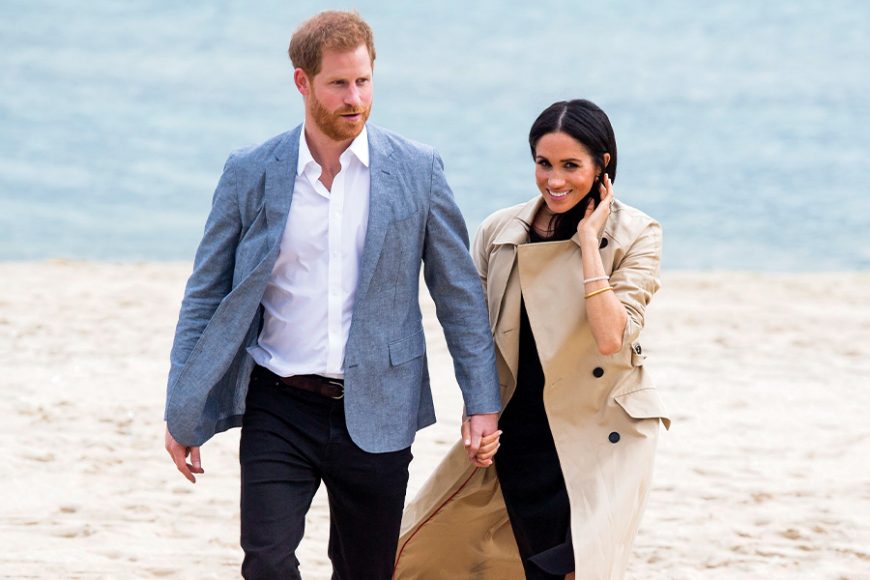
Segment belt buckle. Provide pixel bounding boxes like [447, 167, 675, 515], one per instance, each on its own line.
[327, 379, 344, 400]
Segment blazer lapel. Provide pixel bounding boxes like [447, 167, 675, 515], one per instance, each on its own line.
[355, 125, 398, 300]
[263, 126, 301, 253]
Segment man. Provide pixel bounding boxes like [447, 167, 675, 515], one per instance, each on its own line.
[163, 11, 501, 579]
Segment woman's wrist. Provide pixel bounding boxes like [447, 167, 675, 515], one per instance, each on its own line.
[579, 229, 599, 246]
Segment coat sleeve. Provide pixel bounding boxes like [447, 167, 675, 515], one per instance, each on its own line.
[165, 154, 241, 416]
[610, 220, 663, 346]
[422, 151, 501, 415]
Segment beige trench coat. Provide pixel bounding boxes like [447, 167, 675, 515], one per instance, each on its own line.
[394, 196, 671, 580]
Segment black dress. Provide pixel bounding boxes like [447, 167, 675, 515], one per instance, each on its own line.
[494, 235, 574, 578]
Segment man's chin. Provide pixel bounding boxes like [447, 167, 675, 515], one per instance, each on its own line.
[328, 121, 366, 142]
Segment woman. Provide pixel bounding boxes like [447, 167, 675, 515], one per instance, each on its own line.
[394, 99, 670, 579]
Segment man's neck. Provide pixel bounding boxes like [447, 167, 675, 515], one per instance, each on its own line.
[303, 123, 352, 180]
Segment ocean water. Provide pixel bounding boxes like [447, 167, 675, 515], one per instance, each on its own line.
[1, 0, 868, 269]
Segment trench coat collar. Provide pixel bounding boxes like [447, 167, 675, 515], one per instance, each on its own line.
[492, 195, 612, 248]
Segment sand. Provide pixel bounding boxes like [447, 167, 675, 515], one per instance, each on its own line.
[1, 261, 868, 579]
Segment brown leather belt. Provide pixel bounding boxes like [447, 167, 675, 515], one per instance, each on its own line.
[254, 366, 344, 399]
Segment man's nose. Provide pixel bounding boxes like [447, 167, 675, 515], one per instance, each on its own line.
[344, 86, 362, 108]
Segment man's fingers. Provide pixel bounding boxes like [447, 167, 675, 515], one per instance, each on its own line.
[189, 447, 204, 474]
[461, 420, 471, 447]
[479, 430, 502, 445]
[171, 449, 196, 483]
[466, 413, 499, 460]
[165, 426, 198, 483]
[467, 429, 483, 458]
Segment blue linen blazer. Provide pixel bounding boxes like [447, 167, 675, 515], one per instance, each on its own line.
[164, 124, 501, 453]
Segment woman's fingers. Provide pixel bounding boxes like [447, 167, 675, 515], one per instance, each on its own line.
[477, 442, 501, 461]
[477, 438, 500, 454]
[602, 173, 614, 200]
[584, 196, 596, 217]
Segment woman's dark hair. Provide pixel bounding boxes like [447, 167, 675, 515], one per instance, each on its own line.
[528, 99, 617, 241]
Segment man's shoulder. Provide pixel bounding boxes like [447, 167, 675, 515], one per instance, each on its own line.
[367, 123, 435, 163]
[225, 128, 300, 171]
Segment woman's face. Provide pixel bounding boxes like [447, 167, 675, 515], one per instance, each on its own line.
[534, 131, 601, 215]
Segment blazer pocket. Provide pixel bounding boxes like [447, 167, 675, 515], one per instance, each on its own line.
[389, 330, 426, 366]
[614, 387, 671, 430]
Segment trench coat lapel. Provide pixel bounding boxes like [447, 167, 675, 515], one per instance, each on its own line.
[487, 195, 608, 388]
[486, 197, 542, 385]
[517, 239, 585, 388]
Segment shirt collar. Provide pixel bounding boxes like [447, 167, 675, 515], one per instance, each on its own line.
[297, 124, 370, 176]
[345, 125, 370, 168]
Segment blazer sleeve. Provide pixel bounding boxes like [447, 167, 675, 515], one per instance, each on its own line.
[165, 154, 241, 414]
[422, 151, 501, 415]
[610, 220, 663, 347]
[470, 219, 490, 291]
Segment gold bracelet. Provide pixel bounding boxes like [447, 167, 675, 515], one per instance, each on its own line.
[584, 286, 613, 299]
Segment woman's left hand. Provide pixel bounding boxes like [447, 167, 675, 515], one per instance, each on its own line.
[577, 173, 614, 240]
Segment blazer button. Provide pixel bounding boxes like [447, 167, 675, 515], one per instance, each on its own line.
[609, 432, 620, 443]
[593, 367, 604, 378]
[635, 344, 642, 355]
[599, 237, 609, 249]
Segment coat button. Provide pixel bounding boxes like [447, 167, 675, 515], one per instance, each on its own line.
[634, 344, 642, 355]
[593, 367, 604, 378]
[609, 432, 620, 443]
[599, 237, 609, 249]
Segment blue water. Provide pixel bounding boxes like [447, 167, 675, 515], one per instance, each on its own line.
[2, 1, 868, 269]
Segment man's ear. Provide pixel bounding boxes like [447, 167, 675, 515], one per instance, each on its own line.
[294, 68, 310, 96]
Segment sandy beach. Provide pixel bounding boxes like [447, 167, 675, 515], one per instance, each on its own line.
[1, 261, 868, 579]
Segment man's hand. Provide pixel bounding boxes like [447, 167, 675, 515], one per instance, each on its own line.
[164, 425, 205, 484]
[462, 413, 500, 468]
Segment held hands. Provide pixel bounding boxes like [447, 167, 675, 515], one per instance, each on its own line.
[461, 413, 501, 468]
[164, 424, 205, 484]
[577, 173, 614, 240]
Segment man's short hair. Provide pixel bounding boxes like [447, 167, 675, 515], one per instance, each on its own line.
[288, 11, 376, 77]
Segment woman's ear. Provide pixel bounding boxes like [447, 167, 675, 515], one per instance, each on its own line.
[602, 152, 612, 169]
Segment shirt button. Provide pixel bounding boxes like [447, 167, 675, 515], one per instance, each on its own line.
[609, 432, 620, 443]
[593, 367, 604, 378]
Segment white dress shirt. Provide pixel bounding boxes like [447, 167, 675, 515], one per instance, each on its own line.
[247, 126, 370, 379]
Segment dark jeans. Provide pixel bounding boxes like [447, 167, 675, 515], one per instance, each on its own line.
[240, 368, 413, 579]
